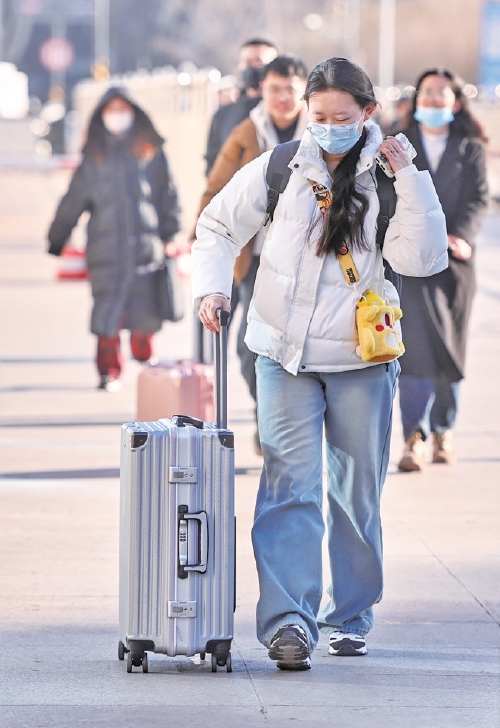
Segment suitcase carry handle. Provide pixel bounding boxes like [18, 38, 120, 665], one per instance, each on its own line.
[215, 309, 230, 429]
[178, 508, 208, 577]
[172, 414, 204, 430]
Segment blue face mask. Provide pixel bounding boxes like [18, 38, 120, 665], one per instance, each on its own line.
[307, 114, 363, 155]
[414, 106, 454, 128]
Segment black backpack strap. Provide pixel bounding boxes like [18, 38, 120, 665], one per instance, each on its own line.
[264, 140, 301, 226]
[375, 165, 397, 250]
[375, 165, 402, 295]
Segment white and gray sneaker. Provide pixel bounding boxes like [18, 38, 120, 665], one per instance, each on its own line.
[328, 631, 367, 656]
[268, 624, 311, 670]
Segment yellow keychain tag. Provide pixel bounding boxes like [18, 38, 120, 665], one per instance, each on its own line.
[338, 245, 360, 285]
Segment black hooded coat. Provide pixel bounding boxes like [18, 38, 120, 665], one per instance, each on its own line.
[48, 88, 180, 337]
[399, 120, 489, 382]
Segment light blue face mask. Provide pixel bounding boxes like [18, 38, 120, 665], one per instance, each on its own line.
[414, 106, 454, 128]
[307, 114, 363, 155]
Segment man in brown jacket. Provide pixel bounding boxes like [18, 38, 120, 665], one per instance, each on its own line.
[194, 55, 308, 453]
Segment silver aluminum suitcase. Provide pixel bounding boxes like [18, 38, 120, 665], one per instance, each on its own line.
[118, 311, 235, 673]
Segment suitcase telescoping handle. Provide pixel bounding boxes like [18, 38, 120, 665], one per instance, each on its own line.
[215, 309, 230, 429]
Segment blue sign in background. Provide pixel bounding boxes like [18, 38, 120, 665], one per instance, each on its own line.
[480, 1, 500, 92]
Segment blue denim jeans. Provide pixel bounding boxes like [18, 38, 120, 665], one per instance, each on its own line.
[399, 374, 460, 441]
[252, 356, 400, 650]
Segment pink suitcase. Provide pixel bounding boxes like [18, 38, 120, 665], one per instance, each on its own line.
[136, 360, 214, 422]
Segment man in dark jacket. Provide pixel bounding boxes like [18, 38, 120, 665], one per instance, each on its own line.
[204, 38, 277, 176]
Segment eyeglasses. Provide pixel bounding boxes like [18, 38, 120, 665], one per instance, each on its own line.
[416, 89, 455, 101]
[266, 86, 301, 98]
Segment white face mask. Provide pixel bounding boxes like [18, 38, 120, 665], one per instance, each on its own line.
[102, 110, 134, 135]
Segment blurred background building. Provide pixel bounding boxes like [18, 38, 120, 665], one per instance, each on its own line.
[0, 0, 498, 105]
[1, 0, 500, 221]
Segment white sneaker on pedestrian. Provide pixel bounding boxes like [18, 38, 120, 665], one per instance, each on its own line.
[328, 630, 367, 656]
[98, 376, 122, 393]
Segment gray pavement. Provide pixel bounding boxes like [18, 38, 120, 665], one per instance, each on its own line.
[0, 168, 499, 727]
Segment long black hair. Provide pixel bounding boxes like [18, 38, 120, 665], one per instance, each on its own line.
[405, 68, 488, 143]
[303, 57, 378, 257]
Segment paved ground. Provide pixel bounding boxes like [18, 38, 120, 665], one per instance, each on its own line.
[0, 168, 499, 727]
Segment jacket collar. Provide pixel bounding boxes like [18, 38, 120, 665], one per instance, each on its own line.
[406, 120, 462, 183]
[290, 120, 383, 186]
[250, 100, 308, 153]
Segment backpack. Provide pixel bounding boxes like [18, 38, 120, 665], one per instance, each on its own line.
[264, 140, 401, 295]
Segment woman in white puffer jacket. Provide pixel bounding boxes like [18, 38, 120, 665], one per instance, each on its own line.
[192, 58, 448, 671]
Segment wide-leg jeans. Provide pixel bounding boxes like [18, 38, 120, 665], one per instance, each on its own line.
[253, 355, 400, 650]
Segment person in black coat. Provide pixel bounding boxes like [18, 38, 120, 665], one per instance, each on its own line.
[395, 69, 489, 471]
[204, 39, 277, 176]
[48, 87, 181, 391]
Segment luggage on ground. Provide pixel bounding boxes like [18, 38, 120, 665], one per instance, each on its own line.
[136, 359, 214, 422]
[136, 316, 214, 422]
[119, 310, 235, 673]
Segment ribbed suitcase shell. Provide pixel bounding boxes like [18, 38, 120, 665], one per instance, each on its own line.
[136, 361, 214, 423]
[119, 417, 235, 668]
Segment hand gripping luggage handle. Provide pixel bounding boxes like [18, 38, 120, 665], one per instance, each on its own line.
[215, 309, 230, 429]
[178, 508, 208, 577]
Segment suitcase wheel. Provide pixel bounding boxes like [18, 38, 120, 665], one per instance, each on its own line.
[200, 651, 206, 661]
[126, 650, 147, 673]
[211, 651, 232, 673]
[118, 640, 127, 661]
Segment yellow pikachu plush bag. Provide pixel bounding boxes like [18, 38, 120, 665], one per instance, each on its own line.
[355, 290, 405, 363]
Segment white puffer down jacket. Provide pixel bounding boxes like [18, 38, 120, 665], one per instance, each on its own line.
[192, 121, 448, 375]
